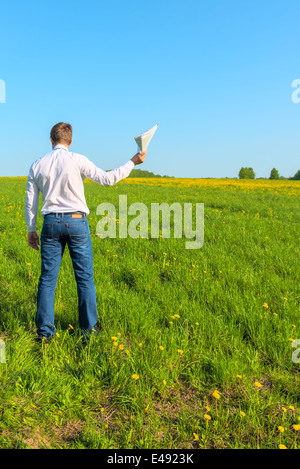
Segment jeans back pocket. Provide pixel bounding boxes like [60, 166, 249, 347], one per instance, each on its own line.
[66, 221, 88, 244]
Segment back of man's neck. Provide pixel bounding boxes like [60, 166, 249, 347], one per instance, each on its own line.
[52, 143, 70, 150]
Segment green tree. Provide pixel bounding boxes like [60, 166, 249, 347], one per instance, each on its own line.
[290, 170, 300, 180]
[269, 168, 280, 179]
[238, 167, 246, 179]
[238, 167, 255, 179]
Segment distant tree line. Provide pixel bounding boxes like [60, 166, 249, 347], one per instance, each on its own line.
[127, 169, 174, 178]
[108, 167, 300, 179]
[238, 167, 300, 180]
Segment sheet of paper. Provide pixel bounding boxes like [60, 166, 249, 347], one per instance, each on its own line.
[134, 123, 159, 152]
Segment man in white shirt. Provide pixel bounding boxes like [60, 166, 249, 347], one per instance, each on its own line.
[25, 122, 146, 342]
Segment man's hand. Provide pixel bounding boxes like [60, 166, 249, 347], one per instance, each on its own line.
[131, 149, 147, 166]
[28, 231, 40, 251]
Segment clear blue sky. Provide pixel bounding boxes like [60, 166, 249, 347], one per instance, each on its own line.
[0, 0, 299, 178]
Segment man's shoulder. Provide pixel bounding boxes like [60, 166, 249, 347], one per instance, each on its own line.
[31, 149, 74, 166]
[69, 151, 89, 160]
[29, 150, 91, 176]
[31, 149, 53, 167]
[69, 151, 92, 168]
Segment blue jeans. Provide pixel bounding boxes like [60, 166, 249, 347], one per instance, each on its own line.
[36, 213, 98, 338]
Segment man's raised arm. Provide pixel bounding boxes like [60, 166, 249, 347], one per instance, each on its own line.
[75, 151, 147, 186]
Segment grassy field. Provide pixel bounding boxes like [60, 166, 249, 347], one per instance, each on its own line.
[0, 176, 299, 449]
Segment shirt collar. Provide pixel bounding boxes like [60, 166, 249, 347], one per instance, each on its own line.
[53, 144, 68, 151]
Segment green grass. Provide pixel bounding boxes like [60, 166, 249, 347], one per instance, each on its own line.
[0, 176, 299, 449]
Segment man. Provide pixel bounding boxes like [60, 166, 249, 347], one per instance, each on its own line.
[25, 122, 146, 342]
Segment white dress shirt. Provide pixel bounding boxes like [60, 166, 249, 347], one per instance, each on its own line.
[25, 144, 135, 232]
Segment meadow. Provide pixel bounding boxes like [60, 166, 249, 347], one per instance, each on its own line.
[0, 176, 299, 449]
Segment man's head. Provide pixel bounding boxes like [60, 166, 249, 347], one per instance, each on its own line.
[50, 122, 73, 148]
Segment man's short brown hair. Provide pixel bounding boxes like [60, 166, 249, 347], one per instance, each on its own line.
[50, 122, 72, 146]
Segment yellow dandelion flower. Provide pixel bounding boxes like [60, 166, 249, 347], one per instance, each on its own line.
[263, 303, 269, 308]
[100, 408, 105, 412]
[193, 433, 199, 440]
[283, 297, 288, 301]
[254, 381, 262, 388]
[212, 390, 220, 399]
[289, 406, 295, 410]
[138, 343, 142, 347]
[132, 374, 139, 380]
[177, 349, 183, 355]
[174, 314, 180, 318]
[111, 336, 118, 341]
[293, 425, 300, 431]
[68, 324, 74, 329]
[282, 407, 287, 412]
[195, 322, 199, 326]
[204, 414, 211, 420]
[236, 375, 242, 379]
[113, 341, 118, 346]
[278, 426, 285, 433]
[159, 346, 164, 351]
[279, 444, 287, 449]
[119, 344, 124, 350]
[169, 321, 173, 325]
[163, 380, 167, 386]
[55, 333, 60, 338]
[240, 411, 246, 417]
[205, 406, 210, 411]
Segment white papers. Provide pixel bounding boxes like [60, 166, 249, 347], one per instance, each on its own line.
[134, 124, 159, 152]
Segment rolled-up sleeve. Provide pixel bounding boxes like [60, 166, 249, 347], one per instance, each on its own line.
[76, 154, 135, 186]
[25, 166, 40, 232]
